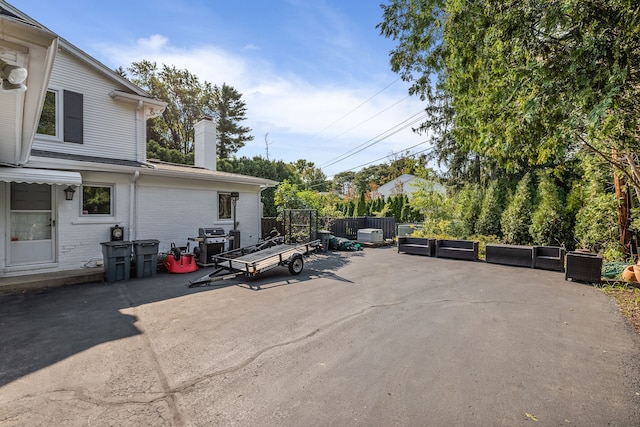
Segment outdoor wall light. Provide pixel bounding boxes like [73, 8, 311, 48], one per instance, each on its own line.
[0, 61, 27, 84]
[1, 79, 26, 93]
[0, 59, 28, 93]
[64, 186, 76, 201]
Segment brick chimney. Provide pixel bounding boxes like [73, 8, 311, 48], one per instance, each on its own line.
[194, 116, 217, 170]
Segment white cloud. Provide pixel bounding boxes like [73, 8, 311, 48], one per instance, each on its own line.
[137, 34, 169, 51]
[96, 34, 428, 171]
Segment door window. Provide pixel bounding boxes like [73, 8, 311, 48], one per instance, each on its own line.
[10, 183, 52, 241]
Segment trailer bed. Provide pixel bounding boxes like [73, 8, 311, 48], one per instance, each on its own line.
[214, 242, 316, 275]
[189, 239, 319, 287]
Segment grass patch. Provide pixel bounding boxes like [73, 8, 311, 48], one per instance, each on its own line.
[600, 283, 640, 334]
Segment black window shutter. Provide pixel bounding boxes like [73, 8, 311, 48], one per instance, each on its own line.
[64, 90, 83, 143]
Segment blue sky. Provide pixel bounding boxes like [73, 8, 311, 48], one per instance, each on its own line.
[9, 0, 430, 178]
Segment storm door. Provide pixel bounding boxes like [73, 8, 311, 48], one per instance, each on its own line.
[8, 183, 55, 265]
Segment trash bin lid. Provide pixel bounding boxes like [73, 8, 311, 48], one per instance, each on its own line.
[132, 239, 160, 246]
[100, 241, 132, 246]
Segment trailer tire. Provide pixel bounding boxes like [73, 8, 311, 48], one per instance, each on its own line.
[288, 254, 304, 275]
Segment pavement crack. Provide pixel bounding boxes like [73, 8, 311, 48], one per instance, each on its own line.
[115, 285, 185, 426]
[173, 302, 402, 393]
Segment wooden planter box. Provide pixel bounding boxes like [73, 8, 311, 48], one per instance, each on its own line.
[398, 237, 436, 257]
[435, 239, 478, 261]
[486, 244, 533, 268]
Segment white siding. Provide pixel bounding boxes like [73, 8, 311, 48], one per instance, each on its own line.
[135, 175, 262, 254]
[32, 50, 141, 161]
[0, 182, 6, 271]
[0, 94, 18, 164]
[56, 171, 132, 270]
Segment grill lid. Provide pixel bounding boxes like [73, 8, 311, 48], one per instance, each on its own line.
[199, 227, 226, 237]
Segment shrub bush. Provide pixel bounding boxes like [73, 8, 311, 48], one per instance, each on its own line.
[530, 173, 569, 246]
[457, 184, 483, 238]
[501, 173, 534, 245]
[475, 180, 505, 236]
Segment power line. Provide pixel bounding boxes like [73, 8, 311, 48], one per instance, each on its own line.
[320, 111, 427, 169]
[312, 77, 401, 136]
[340, 141, 433, 173]
[333, 95, 410, 139]
[307, 140, 433, 189]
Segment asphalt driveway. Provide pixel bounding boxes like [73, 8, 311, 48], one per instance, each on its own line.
[1, 247, 639, 426]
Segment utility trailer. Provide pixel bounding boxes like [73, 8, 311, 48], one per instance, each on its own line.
[188, 237, 320, 288]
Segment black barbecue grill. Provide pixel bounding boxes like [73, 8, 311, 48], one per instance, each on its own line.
[194, 227, 226, 266]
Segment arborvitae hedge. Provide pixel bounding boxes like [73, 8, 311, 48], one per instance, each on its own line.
[501, 173, 534, 245]
[475, 180, 505, 237]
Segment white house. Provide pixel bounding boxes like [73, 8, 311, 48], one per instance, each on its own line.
[0, 3, 276, 278]
[377, 174, 446, 199]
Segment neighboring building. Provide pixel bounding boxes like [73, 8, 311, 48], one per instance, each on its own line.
[377, 174, 446, 199]
[0, 3, 276, 278]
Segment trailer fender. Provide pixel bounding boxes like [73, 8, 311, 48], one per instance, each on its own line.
[288, 253, 304, 275]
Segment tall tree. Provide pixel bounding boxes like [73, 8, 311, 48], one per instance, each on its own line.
[128, 60, 214, 155]
[501, 173, 534, 245]
[213, 83, 253, 159]
[379, 1, 640, 201]
[292, 159, 329, 191]
[218, 156, 299, 217]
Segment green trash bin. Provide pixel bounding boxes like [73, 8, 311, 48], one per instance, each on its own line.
[132, 239, 160, 278]
[101, 241, 132, 282]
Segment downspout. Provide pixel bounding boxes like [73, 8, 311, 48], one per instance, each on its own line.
[130, 101, 144, 242]
[129, 171, 140, 241]
[136, 100, 144, 163]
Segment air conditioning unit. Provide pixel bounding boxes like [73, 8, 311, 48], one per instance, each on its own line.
[357, 228, 383, 243]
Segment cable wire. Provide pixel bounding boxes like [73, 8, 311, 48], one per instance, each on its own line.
[320, 111, 427, 169]
[312, 77, 401, 136]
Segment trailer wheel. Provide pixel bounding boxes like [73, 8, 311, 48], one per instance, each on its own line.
[288, 254, 304, 275]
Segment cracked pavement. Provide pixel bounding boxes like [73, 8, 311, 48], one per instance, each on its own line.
[1, 247, 639, 426]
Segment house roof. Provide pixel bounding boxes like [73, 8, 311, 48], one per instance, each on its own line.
[31, 149, 144, 168]
[378, 174, 418, 193]
[1, 2, 162, 101]
[378, 173, 446, 197]
[27, 151, 278, 187]
[144, 159, 279, 187]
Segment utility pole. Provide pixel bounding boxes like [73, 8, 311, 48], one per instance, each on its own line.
[264, 133, 271, 161]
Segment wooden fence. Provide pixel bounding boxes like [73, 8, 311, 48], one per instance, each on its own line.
[261, 216, 396, 241]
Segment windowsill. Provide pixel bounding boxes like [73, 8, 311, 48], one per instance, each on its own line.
[72, 217, 120, 225]
[35, 135, 62, 143]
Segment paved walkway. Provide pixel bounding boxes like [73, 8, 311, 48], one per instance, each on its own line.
[1, 247, 639, 426]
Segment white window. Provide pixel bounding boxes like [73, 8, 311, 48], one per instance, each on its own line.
[37, 89, 60, 138]
[218, 193, 232, 220]
[37, 88, 84, 143]
[81, 185, 113, 216]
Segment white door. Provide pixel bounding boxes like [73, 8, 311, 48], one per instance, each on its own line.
[8, 183, 55, 265]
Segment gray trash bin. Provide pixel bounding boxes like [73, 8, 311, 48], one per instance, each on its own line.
[101, 241, 132, 282]
[132, 239, 160, 278]
[318, 230, 331, 253]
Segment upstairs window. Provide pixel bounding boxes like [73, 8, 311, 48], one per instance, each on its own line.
[37, 90, 58, 137]
[37, 89, 84, 143]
